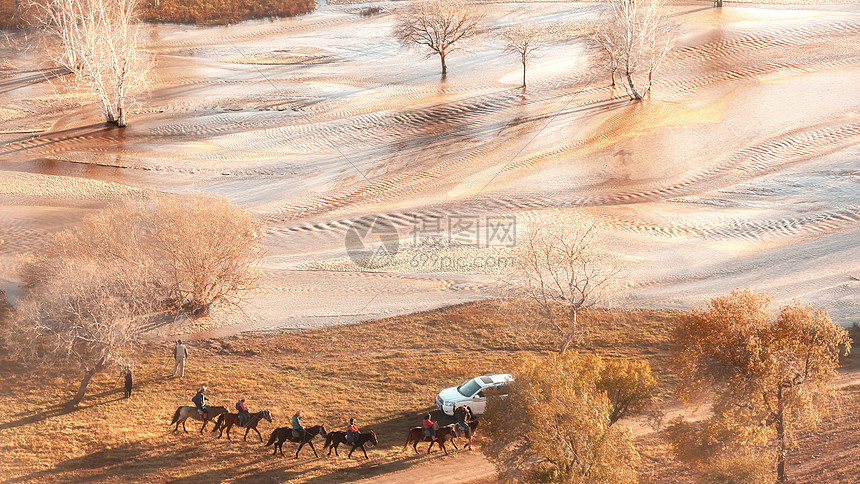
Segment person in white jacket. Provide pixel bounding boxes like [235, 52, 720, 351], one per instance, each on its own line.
[172, 340, 188, 377]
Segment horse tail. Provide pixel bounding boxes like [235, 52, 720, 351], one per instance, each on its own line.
[170, 407, 181, 425]
[212, 413, 224, 432]
[265, 430, 277, 447]
[402, 431, 413, 452]
[322, 433, 332, 450]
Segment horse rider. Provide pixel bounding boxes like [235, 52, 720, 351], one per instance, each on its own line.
[291, 410, 305, 439]
[236, 397, 251, 427]
[422, 413, 437, 441]
[454, 405, 472, 436]
[345, 418, 359, 444]
[192, 386, 210, 418]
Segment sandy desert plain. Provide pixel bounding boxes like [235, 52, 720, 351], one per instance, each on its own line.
[1, 0, 860, 482]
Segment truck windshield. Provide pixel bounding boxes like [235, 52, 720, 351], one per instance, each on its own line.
[457, 378, 482, 397]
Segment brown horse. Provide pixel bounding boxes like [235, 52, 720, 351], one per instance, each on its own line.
[402, 426, 456, 455]
[170, 405, 229, 433]
[323, 430, 379, 459]
[212, 410, 272, 441]
[448, 419, 479, 450]
[264, 424, 328, 458]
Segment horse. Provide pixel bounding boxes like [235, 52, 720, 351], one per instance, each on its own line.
[212, 410, 272, 441]
[170, 405, 229, 433]
[402, 425, 456, 455]
[448, 418, 480, 450]
[264, 424, 327, 458]
[323, 430, 379, 459]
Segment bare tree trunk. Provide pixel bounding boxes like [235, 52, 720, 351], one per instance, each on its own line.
[116, 81, 126, 127]
[69, 368, 98, 407]
[626, 71, 642, 101]
[610, 69, 615, 87]
[559, 310, 578, 354]
[522, 62, 526, 88]
[440, 53, 447, 75]
[776, 387, 787, 481]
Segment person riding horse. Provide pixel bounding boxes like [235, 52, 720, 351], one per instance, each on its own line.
[291, 410, 305, 439]
[345, 418, 359, 444]
[236, 397, 251, 427]
[422, 414, 438, 441]
[192, 386, 210, 419]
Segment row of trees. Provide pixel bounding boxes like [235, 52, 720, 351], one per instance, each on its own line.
[484, 246, 850, 484]
[25, 0, 675, 128]
[394, 0, 674, 100]
[4, 193, 263, 406]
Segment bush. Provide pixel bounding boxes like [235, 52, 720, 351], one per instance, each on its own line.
[0, 0, 316, 27]
[140, 0, 316, 25]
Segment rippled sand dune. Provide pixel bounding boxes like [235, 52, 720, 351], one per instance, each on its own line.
[1, 0, 858, 334]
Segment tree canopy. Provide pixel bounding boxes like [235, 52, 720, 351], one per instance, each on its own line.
[671, 289, 851, 482]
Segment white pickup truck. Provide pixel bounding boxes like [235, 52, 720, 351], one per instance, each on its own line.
[435, 373, 513, 416]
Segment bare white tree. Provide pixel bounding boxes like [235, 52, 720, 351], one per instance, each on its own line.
[12, 259, 161, 407]
[511, 216, 623, 353]
[588, 0, 673, 100]
[29, 0, 150, 126]
[145, 193, 264, 317]
[502, 21, 542, 88]
[10, 193, 263, 406]
[393, 0, 484, 76]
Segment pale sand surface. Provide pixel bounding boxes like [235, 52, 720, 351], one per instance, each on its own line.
[1, 0, 859, 335]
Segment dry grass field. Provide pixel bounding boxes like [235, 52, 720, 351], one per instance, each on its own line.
[0, 300, 681, 483]
[1, 300, 858, 483]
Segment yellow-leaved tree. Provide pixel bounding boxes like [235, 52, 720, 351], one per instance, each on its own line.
[670, 289, 851, 482]
[481, 352, 658, 483]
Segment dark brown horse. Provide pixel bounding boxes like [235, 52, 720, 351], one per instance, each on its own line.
[170, 405, 229, 433]
[264, 424, 327, 458]
[323, 430, 379, 459]
[402, 426, 456, 455]
[448, 419, 479, 450]
[212, 409, 272, 441]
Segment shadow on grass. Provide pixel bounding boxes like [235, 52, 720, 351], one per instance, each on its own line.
[1, 375, 172, 430]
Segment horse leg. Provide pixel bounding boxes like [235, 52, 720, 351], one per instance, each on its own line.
[295, 440, 304, 459]
[308, 440, 319, 458]
[427, 439, 434, 454]
[182, 419, 188, 433]
[362, 445, 369, 460]
[441, 441, 449, 456]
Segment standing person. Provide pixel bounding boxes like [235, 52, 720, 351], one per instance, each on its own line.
[345, 418, 359, 444]
[422, 413, 437, 441]
[172, 339, 188, 377]
[121, 364, 133, 398]
[291, 410, 305, 439]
